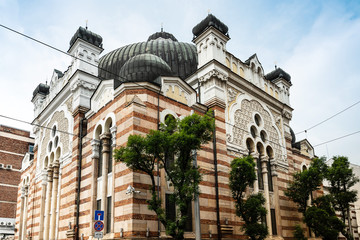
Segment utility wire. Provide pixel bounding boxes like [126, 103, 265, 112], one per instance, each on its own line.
[313, 130, 360, 147]
[0, 23, 128, 83]
[295, 100, 360, 135]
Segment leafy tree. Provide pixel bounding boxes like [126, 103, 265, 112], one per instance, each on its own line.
[304, 195, 345, 240]
[327, 156, 359, 240]
[293, 224, 307, 240]
[113, 111, 214, 240]
[229, 156, 268, 240]
[285, 157, 327, 213]
[286, 156, 358, 240]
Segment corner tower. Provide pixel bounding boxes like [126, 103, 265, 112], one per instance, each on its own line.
[192, 14, 230, 68]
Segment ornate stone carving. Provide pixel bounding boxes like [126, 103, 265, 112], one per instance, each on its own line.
[199, 69, 228, 83]
[65, 96, 73, 113]
[230, 99, 284, 162]
[91, 139, 100, 159]
[227, 87, 241, 103]
[39, 111, 70, 164]
[70, 80, 96, 92]
[282, 109, 292, 120]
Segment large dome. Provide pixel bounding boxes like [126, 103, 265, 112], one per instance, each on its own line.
[98, 31, 198, 87]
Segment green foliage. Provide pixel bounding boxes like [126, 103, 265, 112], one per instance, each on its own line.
[286, 156, 358, 240]
[113, 111, 214, 240]
[285, 157, 327, 213]
[229, 156, 268, 240]
[293, 224, 307, 240]
[327, 156, 359, 222]
[304, 196, 345, 240]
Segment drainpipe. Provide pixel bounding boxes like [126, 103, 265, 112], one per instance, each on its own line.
[157, 88, 161, 237]
[75, 117, 85, 240]
[212, 110, 221, 240]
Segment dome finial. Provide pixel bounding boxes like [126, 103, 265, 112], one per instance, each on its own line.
[208, 9, 211, 15]
[161, 22, 163, 32]
[86, 20, 88, 30]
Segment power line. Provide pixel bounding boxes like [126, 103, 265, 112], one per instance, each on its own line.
[0, 23, 128, 83]
[313, 130, 360, 147]
[295, 100, 360, 135]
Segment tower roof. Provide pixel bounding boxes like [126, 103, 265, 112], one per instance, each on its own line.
[69, 26, 103, 49]
[192, 14, 229, 38]
[264, 67, 291, 83]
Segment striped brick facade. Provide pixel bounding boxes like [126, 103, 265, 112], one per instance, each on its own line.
[16, 15, 316, 240]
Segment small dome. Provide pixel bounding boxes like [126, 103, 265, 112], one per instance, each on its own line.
[32, 83, 50, 99]
[147, 31, 178, 42]
[264, 67, 291, 83]
[119, 53, 172, 83]
[192, 14, 229, 38]
[69, 26, 103, 49]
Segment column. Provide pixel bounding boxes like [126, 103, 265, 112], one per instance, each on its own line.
[261, 155, 272, 236]
[18, 186, 26, 240]
[91, 139, 100, 236]
[270, 159, 281, 235]
[21, 186, 29, 240]
[251, 152, 259, 193]
[100, 133, 111, 233]
[50, 160, 60, 240]
[39, 171, 48, 240]
[44, 164, 54, 240]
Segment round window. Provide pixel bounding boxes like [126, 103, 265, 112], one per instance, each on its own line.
[260, 130, 267, 142]
[254, 114, 262, 127]
[250, 126, 257, 138]
[52, 125, 57, 137]
[48, 141, 53, 152]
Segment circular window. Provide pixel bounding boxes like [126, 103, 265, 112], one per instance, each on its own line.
[54, 136, 59, 147]
[52, 125, 57, 137]
[48, 141, 53, 152]
[260, 130, 267, 142]
[254, 114, 262, 127]
[250, 126, 257, 138]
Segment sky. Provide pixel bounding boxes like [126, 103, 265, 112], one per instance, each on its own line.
[0, 0, 359, 164]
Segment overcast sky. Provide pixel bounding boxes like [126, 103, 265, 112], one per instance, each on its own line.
[0, 0, 359, 164]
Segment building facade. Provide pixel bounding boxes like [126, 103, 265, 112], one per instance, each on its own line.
[16, 15, 315, 240]
[0, 125, 34, 240]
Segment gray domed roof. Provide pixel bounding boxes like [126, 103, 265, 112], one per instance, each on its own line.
[32, 83, 49, 100]
[98, 32, 197, 87]
[69, 27, 103, 49]
[119, 53, 172, 83]
[264, 67, 291, 83]
[192, 14, 229, 38]
[147, 31, 178, 41]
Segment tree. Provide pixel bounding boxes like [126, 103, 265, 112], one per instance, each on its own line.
[229, 156, 268, 240]
[286, 156, 358, 240]
[327, 156, 359, 240]
[304, 195, 345, 240]
[285, 157, 327, 214]
[113, 111, 214, 240]
[293, 224, 307, 240]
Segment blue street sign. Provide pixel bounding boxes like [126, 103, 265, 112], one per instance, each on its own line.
[94, 210, 104, 221]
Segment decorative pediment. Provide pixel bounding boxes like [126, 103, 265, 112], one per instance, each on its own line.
[91, 80, 114, 113]
[161, 77, 197, 107]
[244, 53, 264, 75]
[299, 139, 314, 158]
